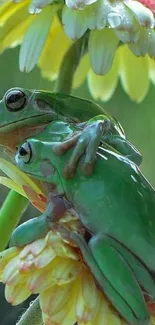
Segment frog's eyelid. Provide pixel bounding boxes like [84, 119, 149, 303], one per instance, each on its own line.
[27, 142, 32, 163]
[5, 89, 27, 111]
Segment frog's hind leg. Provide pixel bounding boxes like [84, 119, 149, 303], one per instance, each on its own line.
[103, 236, 155, 300]
[71, 232, 149, 325]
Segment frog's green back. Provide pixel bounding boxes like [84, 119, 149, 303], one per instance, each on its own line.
[48, 92, 106, 121]
[59, 148, 155, 272]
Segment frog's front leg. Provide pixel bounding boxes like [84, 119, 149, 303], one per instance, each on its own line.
[56, 227, 149, 325]
[9, 192, 68, 247]
[53, 116, 110, 178]
[103, 134, 142, 166]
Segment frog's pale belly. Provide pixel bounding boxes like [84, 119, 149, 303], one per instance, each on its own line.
[62, 150, 155, 271]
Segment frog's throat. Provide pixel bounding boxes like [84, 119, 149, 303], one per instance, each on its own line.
[0, 114, 52, 133]
[0, 124, 48, 152]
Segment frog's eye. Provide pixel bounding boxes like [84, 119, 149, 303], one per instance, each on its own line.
[18, 142, 32, 163]
[5, 89, 27, 111]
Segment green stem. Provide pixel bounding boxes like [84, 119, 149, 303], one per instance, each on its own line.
[0, 190, 28, 250]
[54, 34, 88, 94]
[16, 297, 43, 325]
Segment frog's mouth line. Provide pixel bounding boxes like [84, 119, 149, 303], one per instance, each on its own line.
[0, 113, 52, 132]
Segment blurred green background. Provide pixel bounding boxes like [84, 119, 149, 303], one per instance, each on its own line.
[0, 46, 155, 324]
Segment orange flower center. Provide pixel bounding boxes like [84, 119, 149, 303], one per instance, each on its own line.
[138, 0, 155, 12]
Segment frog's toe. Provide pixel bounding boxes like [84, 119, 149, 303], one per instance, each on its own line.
[63, 121, 105, 178]
[52, 132, 80, 156]
[63, 136, 89, 179]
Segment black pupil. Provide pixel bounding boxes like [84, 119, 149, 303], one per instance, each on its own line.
[5, 90, 26, 111]
[19, 147, 28, 156]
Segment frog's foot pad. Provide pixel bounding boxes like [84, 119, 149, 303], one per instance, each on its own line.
[63, 120, 106, 178]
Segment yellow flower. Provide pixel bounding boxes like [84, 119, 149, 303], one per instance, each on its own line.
[0, 0, 155, 102]
[1, 229, 155, 325]
[0, 230, 125, 325]
[1, 228, 155, 325]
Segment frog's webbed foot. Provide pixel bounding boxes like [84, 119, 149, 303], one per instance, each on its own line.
[53, 119, 110, 178]
[9, 193, 69, 247]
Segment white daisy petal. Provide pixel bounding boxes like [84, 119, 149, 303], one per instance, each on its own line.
[128, 26, 149, 56]
[62, 6, 87, 39]
[125, 0, 154, 27]
[66, 0, 98, 10]
[87, 52, 119, 102]
[19, 6, 54, 72]
[29, 0, 55, 14]
[89, 29, 119, 75]
[114, 28, 139, 44]
[148, 29, 155, 58]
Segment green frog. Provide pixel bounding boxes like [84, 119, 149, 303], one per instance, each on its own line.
[0, 87, 142, 178]
[10, 120, 155, 325]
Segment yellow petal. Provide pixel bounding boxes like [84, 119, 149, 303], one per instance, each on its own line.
[0, 16, 34, 52]
[82, 271, 99, 314]
[73, 54, 90, 89]
[0, 1, 30, 52]
[75, 271, 99, 323]
[40, 283, 73, 316]
[92, 293, 110, 325]
[0, 158, 45, 197]
[39, 17, 71, 80]
[148, 56, 155, 84]
[0, 0, 30, 26]
[119, 45, 149, 103]
[0, 247, 20, 279]
[0, 176, 26, 196]
[34, 246, 56, 269]
[18, 255, 35, 273]
[2, 256, 19, 284]
[107, 311, 122, 325]
[5, 280, 31, 305]
[19, 238, 46, 259]
[88, 50, 119, 102]
[42, 291, 76, 325]
[50, 257, 82, 285]
[3, 268, 26, 287]
[45, 231, 79, 260]
[27, 262, 56, 293]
